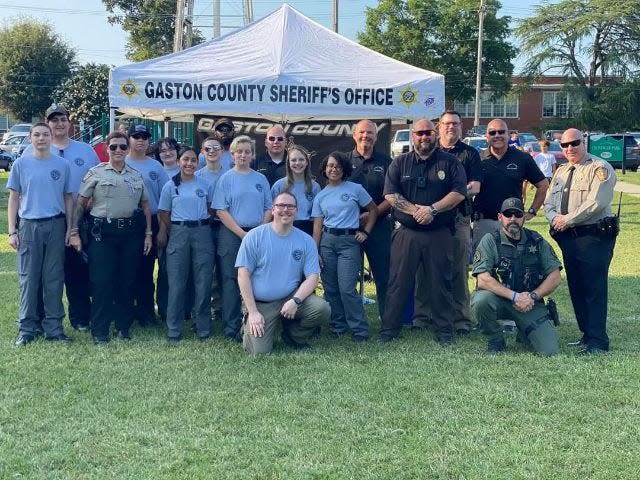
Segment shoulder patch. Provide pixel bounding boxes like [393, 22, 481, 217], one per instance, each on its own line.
[595, 166, 608, 182]
[82, 170, 95, 182]
[473, 250, 482, 263]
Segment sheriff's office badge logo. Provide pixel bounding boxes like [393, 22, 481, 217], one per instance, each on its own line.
[528, 244, 538, 254]
[473, 250, 481, 263]
[305, 192, 314, 201]
[75, 158, 84, 166]
[292, 249, 303, 261]
[120, 79, 138, 100]
[437, 170, 446, 180]
[50, 169, 61, 181]
[149, 171, 158, 181]
[424, 96, 436, 108]
[341, 193, 350, 201]
[399, 85, 418, 108]
[255, 183, 263, 192]
[196, 189, 205, 198]
[595, 166, 608, 181]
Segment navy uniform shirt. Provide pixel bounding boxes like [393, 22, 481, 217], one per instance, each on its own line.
[252, 152, 287, 187]
[347, 148, 392, 207]
[384, 149, 467, 230]
[473, 147, 545, 219]
[436, 139, 483, 216]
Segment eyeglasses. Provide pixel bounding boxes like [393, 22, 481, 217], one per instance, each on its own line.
[273, 203, 297, 211]
[560, 139, 581, 148]
[413, 129, 434, 137]
[109, 144, 128, 151]
[488, 129, 507, 136]
[326, 164, 342, 171]
[204, 145, 222, 152]
[267, 136, 285, 142]
[131, 133, 149, 140]
[502, 210, 524, 219]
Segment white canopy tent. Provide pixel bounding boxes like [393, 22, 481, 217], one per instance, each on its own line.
[109, 4, 444, 123]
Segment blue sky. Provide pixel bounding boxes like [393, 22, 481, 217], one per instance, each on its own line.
[0, 0, 538, 69]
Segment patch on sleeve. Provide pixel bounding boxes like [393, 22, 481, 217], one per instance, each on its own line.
[595, 166, 608, 182]
[473, 250, 482, 263]
[82, 170, 94, 182]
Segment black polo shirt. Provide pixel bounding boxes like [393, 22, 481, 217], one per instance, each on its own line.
[384, 149, 467, 230]
[437, 139, 483, 216]
[252, 152, 287, 187]
[473, 147, 545, 219]
[347, 148, 391, 206]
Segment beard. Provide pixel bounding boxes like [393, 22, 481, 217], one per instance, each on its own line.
[506, 222, 521, 236]
[415, 139, 435, 156]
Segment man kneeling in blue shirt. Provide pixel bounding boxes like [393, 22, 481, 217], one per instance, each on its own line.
[236, 192, 330, 354]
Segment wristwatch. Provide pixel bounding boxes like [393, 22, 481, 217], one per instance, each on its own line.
[292, 296, 303, 306]
[529, 291, 539, 302]
[527, 207, 537, 216]
[429, 205, 439, 216]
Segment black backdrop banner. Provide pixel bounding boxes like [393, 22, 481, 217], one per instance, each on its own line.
[194, 116, 390, 184]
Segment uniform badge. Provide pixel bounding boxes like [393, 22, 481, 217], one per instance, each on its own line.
[473, 250, 482, 263]
[149, 171, 158, 181]
[305, 192, 314, 202]
[341, 193, 350, 201]
[50, 170, 61, 181]
[255, 183, 263, 192]
[74, 158, 85, 166]
[196, 188, 205, 198]
[373, 166, 384, 174]
[437, 170, 446, 180]
[528, 245, 538, 254]
[595, 166, 608, 182]
[292, 249, 303, 261]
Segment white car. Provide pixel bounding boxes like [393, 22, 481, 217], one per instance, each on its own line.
[390, 129, 411, 157]
[2, 123, 32, 142]
[462, 136, 488, 152]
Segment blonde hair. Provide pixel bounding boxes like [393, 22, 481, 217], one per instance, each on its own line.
[230, 135, 255, 154]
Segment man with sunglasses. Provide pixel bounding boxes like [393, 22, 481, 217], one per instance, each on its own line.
[472, 119, 548, 250]
[237, 192, 330, 354]
[205, 118, 235, 171]
[252, 124, 288, 186]
[22, 104, 100, 333]
[471, 197, 561, 355]
[543, 128, 617, 355]
[379, 118, 467, 345]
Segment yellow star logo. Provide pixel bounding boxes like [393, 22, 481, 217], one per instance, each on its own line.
[120, 79, 138, 100]
[399, 85, 418, 108]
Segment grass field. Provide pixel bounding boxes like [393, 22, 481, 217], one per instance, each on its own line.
[1, 172, 639, 479]
[617, 170, 640, 186]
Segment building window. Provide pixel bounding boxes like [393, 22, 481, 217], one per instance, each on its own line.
[542, 91, 574, 117]
[454, 93, 518, 118]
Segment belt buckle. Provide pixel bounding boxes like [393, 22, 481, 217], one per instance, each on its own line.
[117, 218, 125, 229]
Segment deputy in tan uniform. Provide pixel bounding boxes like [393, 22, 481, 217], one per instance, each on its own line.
[69, 131, 152, 345]
[543, 128, 617, 355]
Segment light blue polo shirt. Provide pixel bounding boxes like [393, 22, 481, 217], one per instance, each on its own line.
[23, 139, 99, 196]
[212, 169, 272, 227]
[158, 176, 213, 221]
[311, 181, 372, 229]
[271, 178, 321, 221]
[7, 153, 72, 219]
[235, 224, 319, 302]
[163, 165, 180, 178]
[125, 156, 170, 214]
[198, 151, 233, 171]
[195, 165, 225, 192]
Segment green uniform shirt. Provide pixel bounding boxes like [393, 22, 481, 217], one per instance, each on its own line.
[79, 163, 148, 218]
[472, 227, 562, 279]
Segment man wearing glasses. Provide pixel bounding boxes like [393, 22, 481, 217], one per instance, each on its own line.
[544, 128, 617, 355]
[471, 197, 561, 355]
[472, 119, 548, 250]
[253, 124, 288, 186]
[379, 118, 467, 345]
[22, 104, 99, 333]
[237, 192, 330, 354]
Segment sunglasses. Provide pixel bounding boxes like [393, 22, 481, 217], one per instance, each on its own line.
[413, 129, 434, 137]
[108, 144, 128, 151]
[502, 210, 524, 219]
[215, 125, 232, 133]
[488, 129, 507, 136]
[273, 203, 297, 211]
[267, 136, 285, 142]
[560, 139, 581, 148]
[131, 133, 149, 140]
[204, 145, 222, 152]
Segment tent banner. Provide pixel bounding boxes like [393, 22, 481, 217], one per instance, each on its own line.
[194, 115, 391, 181]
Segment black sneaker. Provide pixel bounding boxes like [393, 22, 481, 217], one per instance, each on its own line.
[487, 338, 507, 354]
[45, 333, 72, 343]
[15, 334, 35, 347]
[437, 334, 454, 347]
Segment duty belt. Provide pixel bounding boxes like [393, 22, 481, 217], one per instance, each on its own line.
[171, 219, 210, 227]
[557, 223, 599, 238]
[93, 216, 135, 229]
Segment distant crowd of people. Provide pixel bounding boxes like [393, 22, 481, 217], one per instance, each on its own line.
[8, 104, 618, 356]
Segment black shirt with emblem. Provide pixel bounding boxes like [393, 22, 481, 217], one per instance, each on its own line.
[384, 149, 467, 230]
[252, 152, 288, 187]
[347, 148, 392, 208]
[436, 139, 483, 216]
[473, 147, 545, 219]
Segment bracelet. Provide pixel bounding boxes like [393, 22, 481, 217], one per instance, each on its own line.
[145, 230, 153, 236]
[511, 291, 517, 303]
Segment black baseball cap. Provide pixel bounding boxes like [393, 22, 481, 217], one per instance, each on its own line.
[213, 117, 234, 131]
[129, 124, 151, 139]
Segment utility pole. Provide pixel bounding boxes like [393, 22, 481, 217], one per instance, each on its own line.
[173, 0, 185, 52]
[173, 0, 194, 51]
[332, 0, 339, 32]
[473, 0, 486, 129]
[213, 0, 220, 38]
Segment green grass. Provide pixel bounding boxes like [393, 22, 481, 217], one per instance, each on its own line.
[617, 170, 640, 186]
[1, 171, 639, 479]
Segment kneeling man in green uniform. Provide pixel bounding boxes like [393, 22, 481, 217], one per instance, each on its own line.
[471, 197, 562, 355]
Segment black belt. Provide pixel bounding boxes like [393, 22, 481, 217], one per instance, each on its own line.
[27, 213, 65, 222]
[171, 219, 210, 227]
[93, 216, 135, 229]
[559, 223, 599, 238]
[323, 227, 357, 236]
[241, 226, 256, 232]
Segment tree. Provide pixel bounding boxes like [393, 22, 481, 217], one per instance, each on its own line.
[0, 18, 76, 121]
[358, 0, 517, 102]
[516, 0, 640, 130]
[52, 63, 110, 127]
[102, 0, 205, 62]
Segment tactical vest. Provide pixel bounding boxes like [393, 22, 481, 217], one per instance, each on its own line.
[491, 228, 545, 292]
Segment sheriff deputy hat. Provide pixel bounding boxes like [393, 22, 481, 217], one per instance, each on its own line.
[213, 117, 234, 130]
[45, 103, 69, 120]
[500, 197, 524, 214]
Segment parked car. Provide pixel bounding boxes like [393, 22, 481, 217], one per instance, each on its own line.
[390, 129, 411, 157]
[517, 132, 538, 145]
[462, 136, 488, 152]
[600, 134, 640, 171]
[522, 141, 567, 165]
[0, 134, 31, 160]
[625, 132, 640, 145]
[2, 123, 31, 142]
[466, 125, 487, 137]
[0, 148, 13, 171]
[543, 130, 564, 142]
